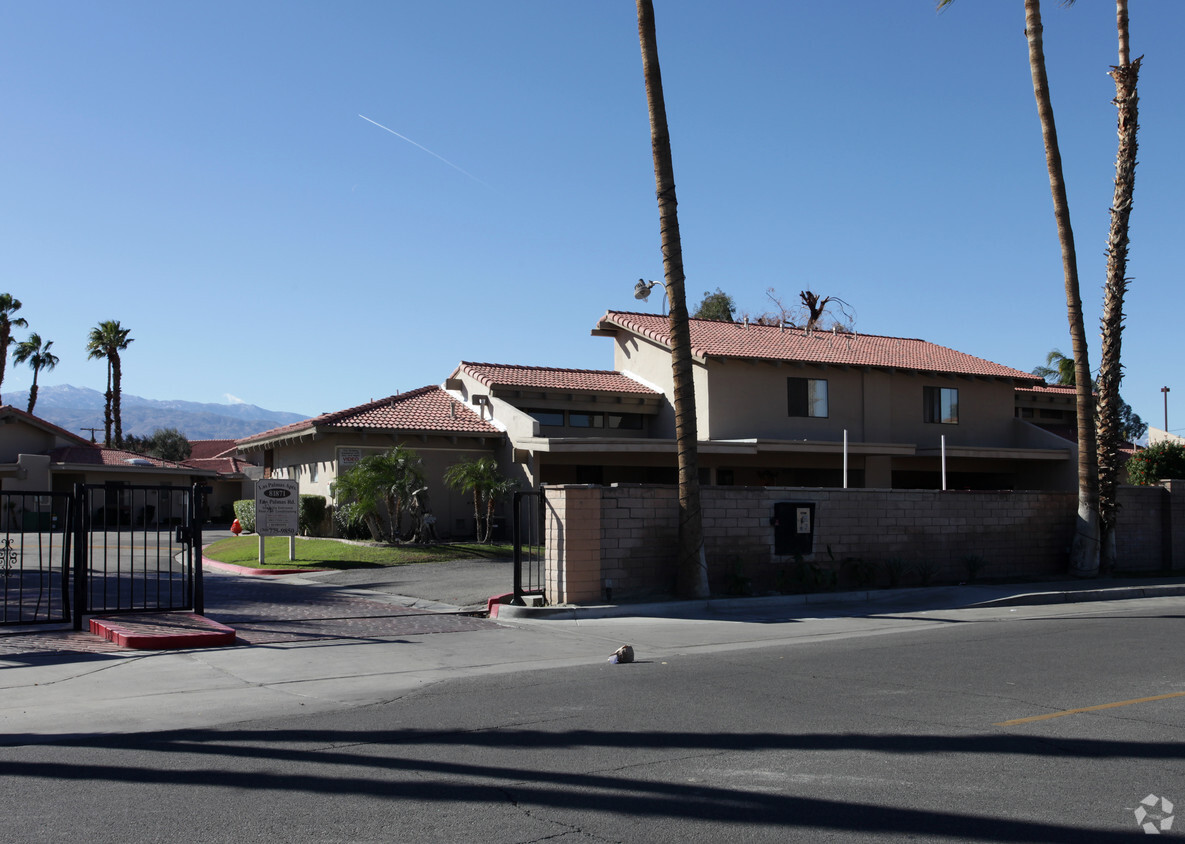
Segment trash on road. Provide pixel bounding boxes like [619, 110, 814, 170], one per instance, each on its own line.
[608, 644, 634, 664]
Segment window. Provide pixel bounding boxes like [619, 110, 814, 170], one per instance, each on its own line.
[569, 412, 605, 428]
[924, 386, 959, 424]
[526, 408, 565, 427]
[787, 377, 828, 417]
[607, 412, 643, 430]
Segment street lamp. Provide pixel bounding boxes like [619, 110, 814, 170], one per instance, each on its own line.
[633, 278, 668, 315]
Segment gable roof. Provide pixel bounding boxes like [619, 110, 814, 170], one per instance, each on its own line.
[451, 362, 659, 396]
[0, 404, 93, 446]
[236, 386, 501, 448]
[595, 311, 1044, 383]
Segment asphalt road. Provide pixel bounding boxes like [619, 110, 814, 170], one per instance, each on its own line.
[4, 595, 1184, 842]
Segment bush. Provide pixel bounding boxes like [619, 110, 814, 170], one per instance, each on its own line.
[1126, 442, 1185, 486]
[233, 499, 256, 533]
[332, 502, 374, 541]
[299, 495, 327, 536]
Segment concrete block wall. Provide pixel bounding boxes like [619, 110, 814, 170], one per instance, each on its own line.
[542, 481, 1185, 604]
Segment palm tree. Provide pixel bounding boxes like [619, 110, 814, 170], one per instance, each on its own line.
[443, 456, 516, 543]
[13, 334, 58, 415]
[85, 320, 133, 447]
[1097, 0, 1140, 569]
[636, 0, 708, 599]
[0, 294, 28, 405]
[1033, 349, 1076, 386]
[939, 0, 1098, 577]
[331, 446, 427, 542]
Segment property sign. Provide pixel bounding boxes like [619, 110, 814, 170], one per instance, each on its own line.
[255, 479, 299, 537]
[338, 447, 362, 470]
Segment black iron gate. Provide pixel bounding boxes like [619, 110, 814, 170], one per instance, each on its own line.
[511, 488, 546, 605]
[0, 483, 207, 630]
[0, 491, 74, 626]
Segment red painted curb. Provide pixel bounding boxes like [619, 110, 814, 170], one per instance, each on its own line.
[90, 613, 237, 650]
[487, 592, 514, 618]
[201, 557, 330, 576]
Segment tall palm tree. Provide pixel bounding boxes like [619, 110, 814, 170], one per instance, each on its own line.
[85, 320, 133, 447]
[1097, 0, 1140, 569]
[13, 333, 58, 415]
[636, 0, 708, 599]
[939, 0, 1098, 577]
[0, 293, 28, 406]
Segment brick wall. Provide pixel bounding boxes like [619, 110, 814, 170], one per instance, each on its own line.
[543, 482, 1183, 604]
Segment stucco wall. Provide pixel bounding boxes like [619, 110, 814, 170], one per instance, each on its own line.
[542, 482, 1180, 604]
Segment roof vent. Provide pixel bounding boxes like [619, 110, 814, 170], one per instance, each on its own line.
[123, 458, 154, 466]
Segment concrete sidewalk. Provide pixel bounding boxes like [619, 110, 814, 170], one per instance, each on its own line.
[2, 564, 1184, 748]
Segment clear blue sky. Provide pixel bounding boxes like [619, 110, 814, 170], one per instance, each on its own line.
[2, 2, 1181, 433]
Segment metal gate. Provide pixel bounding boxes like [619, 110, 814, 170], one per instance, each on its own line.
[0, 483, 207, 630]
[0, 491, 74, 626]
[511, 488, 546, 605]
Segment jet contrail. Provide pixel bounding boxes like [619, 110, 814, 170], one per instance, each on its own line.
[359, 114, 492, 190]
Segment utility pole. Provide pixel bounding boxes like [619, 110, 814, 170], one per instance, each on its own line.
[80, 427, 102, 443]
[1162, 386, 1170, 432]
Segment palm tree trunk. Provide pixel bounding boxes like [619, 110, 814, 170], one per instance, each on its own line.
[27, 380, 38, 415]
[1025, 0, 1099, 577]
[637, 0, 708, 599]
[112, 352, 124, 447]
[103, 360, 113, 447]
[1097, 0, 1140, 570]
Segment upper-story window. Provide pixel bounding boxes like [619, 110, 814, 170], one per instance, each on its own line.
[569, 412, 605, 428]
[525, 408, 565, 427]
[787, 377, 828, 418]
[607, 412, 644, 430]
[924, 386, 959, 424]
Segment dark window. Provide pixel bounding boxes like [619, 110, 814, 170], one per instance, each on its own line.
[923, 386, 959, 424]
[607, 412, 644, 430]
[569, 412, 605, 428]
[787, 377, 828, 417]
[526, 408, 565, 427]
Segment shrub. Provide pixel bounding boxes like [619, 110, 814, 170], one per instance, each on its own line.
[299, 495, 327, 536]
[233, 499, 256, 533]
[1126, 441, 1185, 486]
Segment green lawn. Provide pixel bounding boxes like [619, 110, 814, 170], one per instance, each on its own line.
[202, 536, 516, 570]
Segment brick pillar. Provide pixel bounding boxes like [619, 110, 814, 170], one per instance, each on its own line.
[544, 485, 604, 604]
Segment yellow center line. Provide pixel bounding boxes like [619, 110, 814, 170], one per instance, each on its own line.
[995, 691, 1185, 726]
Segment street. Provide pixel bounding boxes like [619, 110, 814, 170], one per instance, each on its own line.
[2, 594, 1183, 841]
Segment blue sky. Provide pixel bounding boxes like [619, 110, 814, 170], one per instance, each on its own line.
[2, 2, 1181, 433]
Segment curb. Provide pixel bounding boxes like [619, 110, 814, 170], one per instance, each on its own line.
[494, 581, 1185, 621]
[90, 612, 237, 650]
[201, 557, 330, 577]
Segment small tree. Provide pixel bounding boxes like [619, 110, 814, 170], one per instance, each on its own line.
[122, 427, 192, 462]
[330, 446, 425, 542]
[692, 288, 735, 322]
[13, 333, 58, 415]
[443, 456, 516, 543]
[1125, 442, 1185, 487]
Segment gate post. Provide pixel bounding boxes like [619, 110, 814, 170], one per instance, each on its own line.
[192, 484, 211, 616]
[72, 483, 87, 631]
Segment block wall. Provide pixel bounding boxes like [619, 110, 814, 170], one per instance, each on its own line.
[542, 481, 1184, 604]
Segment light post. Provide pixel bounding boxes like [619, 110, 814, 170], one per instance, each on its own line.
[1162, 386, 1170, 432]
[633, 278, 668, 315]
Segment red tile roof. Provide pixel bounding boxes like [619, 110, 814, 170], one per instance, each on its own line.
[596, 311, 1044, 383]
[454, 362, 659, 395]
[47, 445, 201, 471]
[184, 456, 255, 476]
[1016, 384, 1079, 397]
[187, 439, 240, 460]
[237, 386, 500, 447]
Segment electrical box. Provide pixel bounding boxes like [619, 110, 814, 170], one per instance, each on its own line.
[772, 501, 816, 556]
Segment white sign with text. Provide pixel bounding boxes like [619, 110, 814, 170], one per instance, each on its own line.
[255, 479, 299, 537]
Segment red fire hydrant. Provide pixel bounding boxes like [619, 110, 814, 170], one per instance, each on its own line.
[231, 518, 242, 536]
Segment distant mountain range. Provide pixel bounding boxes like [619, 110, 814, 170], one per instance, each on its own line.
[3, 385, 308, 441]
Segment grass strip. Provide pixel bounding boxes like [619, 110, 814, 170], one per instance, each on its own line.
[203, 536, 516, 570]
